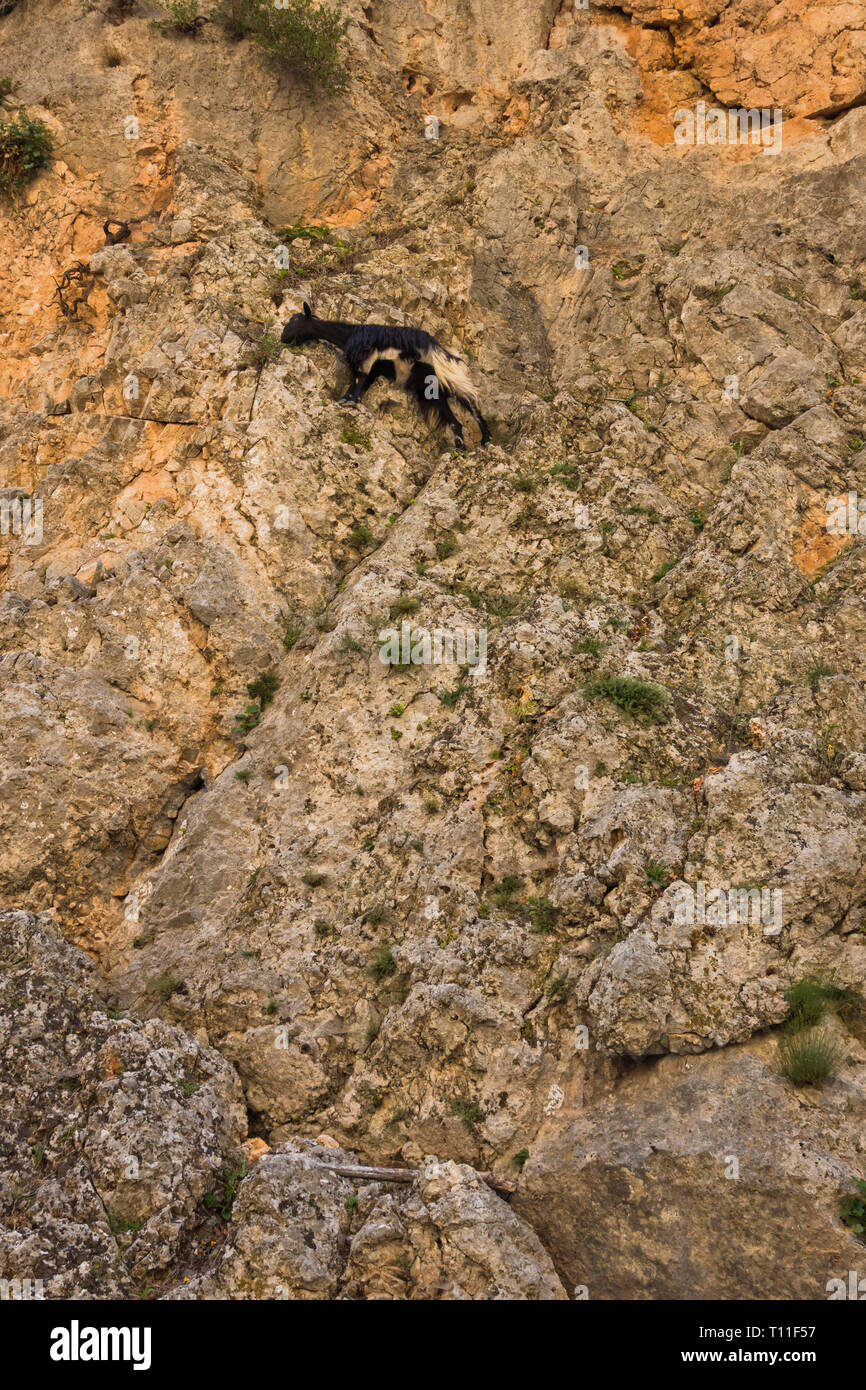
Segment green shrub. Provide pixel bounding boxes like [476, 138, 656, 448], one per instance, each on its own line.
[840, 1178, 866, 1237]
[563, 584, 591, 609]
[0, 111, 53, 196]
[472, 589, 522, 619]
[217, 0, 249, 39]
[158, 0, 205, 34]
[807, 660, 835, 689]
[229, 0, 349, 93]
[489, 876, 522, 908]
[247, 329, 282, 366]
[148, 970, 184, 1002]
[778, 1028, 843, 1088]
[573, 636, 605, 658]
[435, 534, 458, 561]
[246, 670, 280, 707]
[833, 986, 866, 1040]
[203, 1161, 247, 1221]
[583, 675, 667, 722]
[362, 902, 388, 926]
[437, 676, 466, 709]
[370, 943, 396, 979]
[546, 973, 571, 1000]
[108, 1211, 143, 1236]
[81, 0, 135, 14]
[651, 558, 677, 582]
[527, 894, 558, 934]
[280, 217, 331, 242]
[548, 462, 582, 491]
[448, 1096, 481, 1129]
[389, 596, 419, 619]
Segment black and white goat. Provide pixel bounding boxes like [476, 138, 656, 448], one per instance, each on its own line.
[281, 303, 490, 448]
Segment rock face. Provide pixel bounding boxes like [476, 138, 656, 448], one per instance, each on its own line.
[515, 1032, 866, 1300]
[2, 0, 866, 1300]
[0, 909, 246, 1299]
[178, 1140, 567, 1300]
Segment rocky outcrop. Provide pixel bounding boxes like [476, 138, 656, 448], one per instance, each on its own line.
[178, 1140, 567, 1300]
[618, 0, 866, 121]
[0, 909, 246, 1298]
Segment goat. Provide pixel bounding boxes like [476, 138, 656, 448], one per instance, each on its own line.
[281, 303, 490, 449]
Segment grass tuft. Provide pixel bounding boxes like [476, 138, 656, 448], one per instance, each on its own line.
[778, 1027, 843, 1088]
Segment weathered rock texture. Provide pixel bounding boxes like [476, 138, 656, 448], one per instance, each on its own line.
[177, 1140, 567, 1300]
[1, 0, 866, 1300]
[0, 908, 247, 1298]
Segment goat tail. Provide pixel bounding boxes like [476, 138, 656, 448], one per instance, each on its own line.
[428, 346, 479, 409]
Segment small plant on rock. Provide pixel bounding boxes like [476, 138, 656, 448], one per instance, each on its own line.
[157, 0, 206, 34]
[448, 1096, 481, 1129]
[348, 523, 374, 550]
[784, 976, 837, 1030]
[583, 675, 667, 723]
[778, 1028, 843, 1088]
[247, 329, 282, 366]
[435, 534, 458, 561]
[527, 894, 558, 934]
[340, 422, 370, 448]
[362, 902, 389, 926]
[246, 670, 280, 707]
[0, 110, 53, 196]
[840, 1178, 866, 1237]
[148, 970, 184, 1002]
[203, 1161, 247, 1221]
[806, 660, 835, 689]
[235, 703, 261, 733]
[573, 636, 605, 658]
[489, 876, 522, 909]
[370, 943, 396, 979]
[644, 859, 671, 888]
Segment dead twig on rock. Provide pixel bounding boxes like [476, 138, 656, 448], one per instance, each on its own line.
[310, 1159, 515, 1194]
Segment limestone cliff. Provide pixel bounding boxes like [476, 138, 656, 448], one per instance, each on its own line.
[1, 0, 866, 1300]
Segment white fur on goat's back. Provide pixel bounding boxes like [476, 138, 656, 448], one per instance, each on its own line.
[429, 347, 478, 406]
[360, 346, 412, 386]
